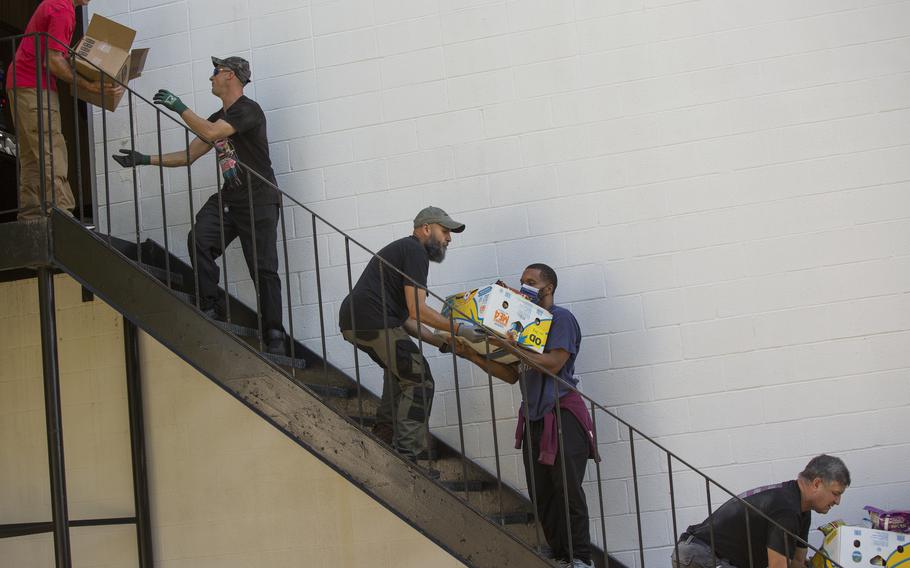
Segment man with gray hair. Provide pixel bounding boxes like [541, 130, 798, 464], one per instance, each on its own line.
[673, 454, 850, 568]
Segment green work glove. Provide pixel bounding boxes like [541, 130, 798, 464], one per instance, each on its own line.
[153, 89, 188, 114]
[112, 149, 150, 168]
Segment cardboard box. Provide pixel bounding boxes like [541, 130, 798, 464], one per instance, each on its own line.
[68, 14, 148, 112]
[439, 284, 552, 362]
[815, 525, 909, 567]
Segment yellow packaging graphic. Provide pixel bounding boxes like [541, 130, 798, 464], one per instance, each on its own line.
[441, 284, 552, 359]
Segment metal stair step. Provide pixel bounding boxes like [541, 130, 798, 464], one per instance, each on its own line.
[489, 512, 534, 525]
[261, 351, 307, 370]
[292, 381, 352, 399]
[137, 261, 184, 287]
[441, 479, 493, 492]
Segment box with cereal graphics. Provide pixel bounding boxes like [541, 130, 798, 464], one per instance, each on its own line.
[439, 284, 551, 362]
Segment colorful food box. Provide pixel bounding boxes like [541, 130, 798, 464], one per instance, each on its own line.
[440, 284, 552, 360]
[812, 525, 909, 568]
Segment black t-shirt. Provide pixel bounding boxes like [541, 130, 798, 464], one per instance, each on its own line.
[207, 95, 279, 206]
[339, 236, 429, 331]
[685, 480, 810, 568]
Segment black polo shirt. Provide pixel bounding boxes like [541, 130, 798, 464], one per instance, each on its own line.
[684, 480, 810, 568]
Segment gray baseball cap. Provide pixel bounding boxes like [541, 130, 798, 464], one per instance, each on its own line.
[413, 206, 465, 233]
[212, 56, 251, 84]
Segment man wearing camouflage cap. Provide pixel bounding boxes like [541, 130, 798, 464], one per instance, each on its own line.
[339, 206, 485, 470]
[112, 56, 287, 355]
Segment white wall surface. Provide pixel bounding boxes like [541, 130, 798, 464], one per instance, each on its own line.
[86, 0, 910, 564]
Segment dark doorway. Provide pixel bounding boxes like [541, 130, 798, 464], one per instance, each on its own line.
[0, 2, 94, 223]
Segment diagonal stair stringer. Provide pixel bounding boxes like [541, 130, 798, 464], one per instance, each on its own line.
[45, 211, 549, 568]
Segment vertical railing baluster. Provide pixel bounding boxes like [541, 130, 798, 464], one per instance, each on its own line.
[412, 285, 431, 459]
[44, 34, 56, 213]
[379, 263, 395, 446]
[156, 111, 171, 288]
[668, 454, 680, 568]
[447, 313, 470, 499]
[246, 174, 264, 351]
[591, 402, 610, 568]
[344, 238, 364, 424]
[279, 200, 295, 371]
[630, 426, 645, 568]
[745, 506, 755, 568]
[482, 336, 505, 522]
[215, 160, 230, 323]
[311, 214, 327, 381]
[35, 34, 46, 217]
[11, 37, 21, 200]
[554, 391, 574, 563]
[69, 49, 84, 224]
[706, 478, 718, 568]
[100, 75, 111, 241]
[518, 374, 544, 551]
[128, 92, 141, 263]
[185, 131, 199, 307]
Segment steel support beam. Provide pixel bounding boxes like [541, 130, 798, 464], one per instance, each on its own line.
[123, 319, 154, 568]
[37, 266, 72, 568]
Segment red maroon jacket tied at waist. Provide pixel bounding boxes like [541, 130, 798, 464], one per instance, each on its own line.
[514, 390, 601, 466]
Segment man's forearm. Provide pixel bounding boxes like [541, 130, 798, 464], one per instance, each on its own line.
[150, 150, 190, 167]
[179, 109, 217, 142]
[48, 54, 95, 92]
[402, 318, 446, 348]
[465, 349, 518, 384]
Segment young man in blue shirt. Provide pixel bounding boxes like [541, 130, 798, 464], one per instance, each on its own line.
[454, 263, 597, 568]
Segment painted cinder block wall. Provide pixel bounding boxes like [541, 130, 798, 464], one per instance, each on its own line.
[0, 276, 465, 567]
[87, 0, 910, 564]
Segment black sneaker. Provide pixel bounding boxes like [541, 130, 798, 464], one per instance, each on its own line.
[265, 329, 286, 356]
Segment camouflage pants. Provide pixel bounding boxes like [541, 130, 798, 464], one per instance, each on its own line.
[342, 327, 434, 460]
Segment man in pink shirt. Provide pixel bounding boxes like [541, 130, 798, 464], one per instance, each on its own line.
[6, 0, 119, 220]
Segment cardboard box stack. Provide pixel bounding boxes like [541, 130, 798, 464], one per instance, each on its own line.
[439, 284, 552, 364]
[69, 14, 148, 112]
[813, 525, 908, 568]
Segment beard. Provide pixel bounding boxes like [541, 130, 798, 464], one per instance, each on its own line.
[425, 236, 446, 263]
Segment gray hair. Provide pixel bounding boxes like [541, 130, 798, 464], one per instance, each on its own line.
[799, 454, 851, 487]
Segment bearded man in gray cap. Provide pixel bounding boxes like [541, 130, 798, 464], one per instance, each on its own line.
[339, 206, 485, 468]
[112, 56, 287, 355]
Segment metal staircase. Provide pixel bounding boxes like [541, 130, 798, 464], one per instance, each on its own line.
[0, 28, 837, 568]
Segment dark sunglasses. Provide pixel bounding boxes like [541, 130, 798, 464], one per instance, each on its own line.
[211, 67, 233, 77]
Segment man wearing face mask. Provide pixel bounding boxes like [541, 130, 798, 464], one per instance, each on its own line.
[452, 263, 597, 568]
[339, 206, 484, 468]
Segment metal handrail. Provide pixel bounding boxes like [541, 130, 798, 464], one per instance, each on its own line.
[7, 30, 845, 568]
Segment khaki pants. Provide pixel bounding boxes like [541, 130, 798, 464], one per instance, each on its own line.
[9, 88, 75, 220]
[342, 327, 434, 460]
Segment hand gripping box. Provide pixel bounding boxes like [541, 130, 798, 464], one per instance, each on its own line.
[814, 525, 908, 567]
[69, 14, 149, 111]
[440, 284, 552, 362]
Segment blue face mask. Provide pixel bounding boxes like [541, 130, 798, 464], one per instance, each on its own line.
[519, 283, 539, 303]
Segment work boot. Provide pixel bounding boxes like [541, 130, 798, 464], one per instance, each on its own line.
[265, 329, 286, 356]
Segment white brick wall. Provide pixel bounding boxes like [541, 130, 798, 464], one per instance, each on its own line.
[89, 1, 910, 563]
